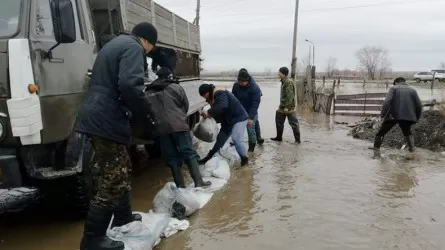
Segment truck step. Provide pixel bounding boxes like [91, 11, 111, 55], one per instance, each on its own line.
[0, 187, 40, 215]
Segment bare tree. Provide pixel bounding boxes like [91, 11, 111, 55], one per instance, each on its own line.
[263, 67, 273, 77]
[326, 57, 338, 78]
[355, 46, 390, 80]
[378, 57, 392, 79]
[439, 61, 445, 69]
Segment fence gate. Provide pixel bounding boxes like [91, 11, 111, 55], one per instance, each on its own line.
[333, 93, 386, 117]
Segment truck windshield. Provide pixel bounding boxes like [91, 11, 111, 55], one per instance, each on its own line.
[0, 0, 22, 37]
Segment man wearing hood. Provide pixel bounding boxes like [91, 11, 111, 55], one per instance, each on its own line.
[146, 68, 211, 189]
[232, 68, 263, 152]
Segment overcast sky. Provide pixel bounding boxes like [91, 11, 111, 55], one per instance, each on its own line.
[156, 0, 445, 72]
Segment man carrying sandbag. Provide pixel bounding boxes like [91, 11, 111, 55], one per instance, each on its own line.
[232, 68, 263, 152]
[147, 67, 211, 188]
[198, 84, 249, 166]
[74, 22, 158, 250]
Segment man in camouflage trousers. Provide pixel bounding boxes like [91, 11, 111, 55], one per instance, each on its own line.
[271, 67, 301, 144]
[74, 22, 159, 250]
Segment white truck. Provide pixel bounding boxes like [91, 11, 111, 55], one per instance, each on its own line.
[0, 0, 206, 215]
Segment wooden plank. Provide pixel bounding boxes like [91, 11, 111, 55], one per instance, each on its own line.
[333, 105, 382, 111]
[126, 12, 149, 28]
[129, 0, 150, 9]
[336, 93, 387, 100]
[154, 14, 173, 30]
[334, 99, 384, 105]
[334, 112, 380, 117]
[126, 1, 151, 20]
[154, 3, 173, 20]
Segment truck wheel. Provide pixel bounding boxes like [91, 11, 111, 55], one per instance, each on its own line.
[144, 138, 162, 159]
[415, 78, 421, 83]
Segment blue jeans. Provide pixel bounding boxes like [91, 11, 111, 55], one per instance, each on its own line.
[232, 120, 248, 157]
[247, 115, 258, 143]
[159, 131, 199, 167]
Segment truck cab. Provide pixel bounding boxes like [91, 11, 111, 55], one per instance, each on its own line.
[0, 0, 206, 215]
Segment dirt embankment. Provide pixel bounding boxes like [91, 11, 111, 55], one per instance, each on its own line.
[349, 110, 445, 151]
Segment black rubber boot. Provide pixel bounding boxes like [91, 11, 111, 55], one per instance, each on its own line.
[110, 193, 142, 228]
[255, 121, 264, 145]
[373, 136, 384, 158]
[170, 164, 185, 188]
[187, 158, 211, 188]
[248, 142, 256, 152]
[405, 135, 415, 152]
[80, 203, 125, 250]
[257, 138, 265, 145]
[292, 128, 301, 144]
[271, 127, 283, 142]
[241, 156, 249, 166]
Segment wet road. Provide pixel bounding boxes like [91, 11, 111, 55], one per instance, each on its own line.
[1, 82, 445, 250]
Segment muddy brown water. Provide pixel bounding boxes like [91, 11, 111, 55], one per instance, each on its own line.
[1, 82, 444, 250]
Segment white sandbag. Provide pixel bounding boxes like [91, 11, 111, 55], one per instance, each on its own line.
[162, 218, 190, 238]
[202, 156, 231, 180]
[218, 146, 240, 166]
[193, 118, 218, 142]
[152, 183, 201, 217]
[107, 211, 170, 250]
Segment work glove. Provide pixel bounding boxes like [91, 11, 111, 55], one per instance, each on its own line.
[198, 150, 216, 165]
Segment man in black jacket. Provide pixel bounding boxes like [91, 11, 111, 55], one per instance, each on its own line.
[147, 67, 211, 188]
[74, 22, 158, 250]
[373, 77, 422, 158]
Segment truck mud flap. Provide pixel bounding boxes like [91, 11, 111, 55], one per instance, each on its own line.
[0, 187, 40, 215]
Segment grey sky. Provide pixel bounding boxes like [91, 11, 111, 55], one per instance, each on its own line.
[157, 0, 445, 72]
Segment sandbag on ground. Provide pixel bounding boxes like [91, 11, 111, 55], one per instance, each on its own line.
[152, 183, 201, 218]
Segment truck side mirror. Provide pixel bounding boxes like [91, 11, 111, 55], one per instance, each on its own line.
[41, 0, 76, 61]
[50, 0, 76, 43]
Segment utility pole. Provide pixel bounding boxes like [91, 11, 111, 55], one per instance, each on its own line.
[290, 0, 300, 79]
[193, 0, 201, 26]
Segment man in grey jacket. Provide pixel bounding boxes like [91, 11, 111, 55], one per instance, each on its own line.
[74, 22, 158, 250]
[373, 77, 422, 157]
[147, 67, 211, 188]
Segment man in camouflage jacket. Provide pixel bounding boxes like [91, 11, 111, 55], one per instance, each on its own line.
[271, 67, 301, 143]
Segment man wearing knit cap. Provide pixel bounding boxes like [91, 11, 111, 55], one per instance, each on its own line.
[74, 22, 158, 250]
[232, 68, 263, 152]
[271, 67, 301, 144]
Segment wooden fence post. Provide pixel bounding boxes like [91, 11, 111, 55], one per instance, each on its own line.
[322, 76, 326, 88]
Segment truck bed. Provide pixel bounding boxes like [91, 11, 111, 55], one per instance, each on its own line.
[89, 0, 201, 53]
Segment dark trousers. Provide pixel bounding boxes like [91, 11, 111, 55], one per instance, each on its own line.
[90, 136, 131, 208]
[376, 120, 414, 137]
[275, 110, 301, 140]
[159, 131, 199, 167]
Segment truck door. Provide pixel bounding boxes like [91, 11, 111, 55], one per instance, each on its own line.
[29, 0, 96, 143]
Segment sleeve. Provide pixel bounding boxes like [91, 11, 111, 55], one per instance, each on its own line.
[248, 87, 261, 119]
[413, 91, 422, 120]
[208, 92, 229, 118]
[181, 86, 190, 113]
[281, 80, 295, 108]
[231, 83, 237, 96]
[380, 87, 395, 118]
[211, 126, 231, 153]
[118, 42, 150, 121]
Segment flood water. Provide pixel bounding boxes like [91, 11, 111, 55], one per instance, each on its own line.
[1, 82, 445, 250]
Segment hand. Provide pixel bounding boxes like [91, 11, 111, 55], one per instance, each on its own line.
[201, 111, 209, 118]
[247, 119, 254, 127]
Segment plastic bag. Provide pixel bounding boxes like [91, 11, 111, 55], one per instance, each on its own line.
[152, 183, 201, 218]
[193, 118, 218, 142]
[218, 146, 240, 166]
[107, 211, 170, 250]
[201, 156, 231, 180]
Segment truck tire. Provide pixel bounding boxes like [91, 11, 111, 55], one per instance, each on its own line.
[415, 78, 421, 83]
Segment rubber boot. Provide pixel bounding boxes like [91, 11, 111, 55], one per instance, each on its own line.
[255, 122, 265, 145]
[80, 203, 125, 250]
[292, 128, 301, 144]
[257, 138, 265, 145]
[170, 164, 185, 188]
[187, 158, 211, 188]
[373, 136, 383, 158]
[241, 156, 249, 166]
[271, 127, 283, 142]
[110, 193, 142, 228]
[405, 135, 415, 152]
[248, 142, 256, 152]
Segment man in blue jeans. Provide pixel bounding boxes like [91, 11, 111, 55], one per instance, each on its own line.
[198, 84, 249, 166]
[232, 68, 262, 152]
